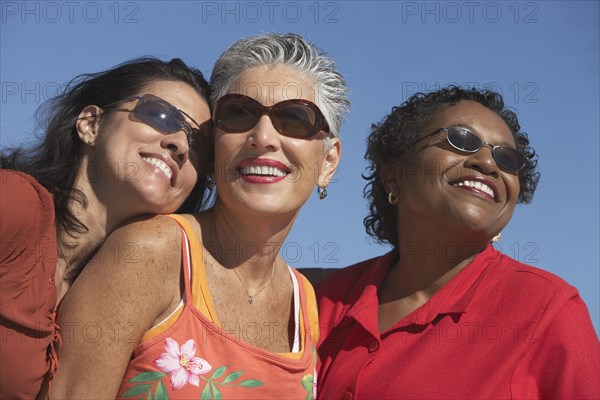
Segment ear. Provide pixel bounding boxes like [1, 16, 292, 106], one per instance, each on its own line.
[317, 137, 341, 187]
[76, 105, 103, 146]
[380, 161, 400, 195]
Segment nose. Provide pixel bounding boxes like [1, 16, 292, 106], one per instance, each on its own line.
[162, 130, 190, 165]
[246, 115, 280, 151]
[464, 144, 499, 178]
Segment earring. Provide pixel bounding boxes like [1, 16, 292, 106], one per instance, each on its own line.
[491, 232, 502, 243]
[87, 139, 95, 145]
[317, 187, 328, 200]
[388, 192, 398, 205]
[207, 176, 215, 190]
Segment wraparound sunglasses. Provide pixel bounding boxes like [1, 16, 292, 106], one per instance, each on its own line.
[214, 93, 330, 139]
[413, 126, 526, 173]
[104, 94, 209, 145]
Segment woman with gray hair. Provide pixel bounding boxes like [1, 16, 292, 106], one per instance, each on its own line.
[52, 33, 350, 399]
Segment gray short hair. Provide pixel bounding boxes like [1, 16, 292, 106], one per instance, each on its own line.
[210, 33, 351, 138]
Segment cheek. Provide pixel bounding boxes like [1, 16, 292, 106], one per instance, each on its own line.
[98, 113, 134, 141]
[508, 177, 521, 202]
[294, 159, 322, 187]
[181, 163, 199, 192]
[435, 151, 465, 176]
[289, 141, 325, 169]
[214, 132, 242, 165]
[402, 155, 454, 187]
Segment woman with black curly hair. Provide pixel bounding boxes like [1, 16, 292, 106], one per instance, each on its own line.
[317, 86, 599, 399]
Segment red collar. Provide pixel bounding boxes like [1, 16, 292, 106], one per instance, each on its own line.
[345, 244, 503, 334]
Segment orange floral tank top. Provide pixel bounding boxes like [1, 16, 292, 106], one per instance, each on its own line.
[117, 215, 319, 399]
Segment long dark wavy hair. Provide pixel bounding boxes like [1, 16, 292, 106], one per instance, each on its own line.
[1, 57, 212, 280]
[363, 86, 540, 246]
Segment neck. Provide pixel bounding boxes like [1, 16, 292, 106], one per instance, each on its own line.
[56, 169, 129, 281]
[201, 201, 297, 281]
[384, 218, 489, 302]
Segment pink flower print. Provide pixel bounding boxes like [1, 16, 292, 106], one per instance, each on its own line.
[155, 338, 212, 390]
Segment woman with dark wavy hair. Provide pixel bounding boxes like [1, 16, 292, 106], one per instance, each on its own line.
[317, 86, 599, 399]
[0, 57, 212, 398]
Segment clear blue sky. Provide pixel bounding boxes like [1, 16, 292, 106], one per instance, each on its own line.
[2, 1, 598, 333]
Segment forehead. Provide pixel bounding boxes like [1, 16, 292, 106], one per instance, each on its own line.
[228, 65, 316, 104]
[425, 100, 515, 146]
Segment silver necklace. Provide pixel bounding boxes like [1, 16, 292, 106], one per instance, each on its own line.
[232, 261, 276, 304]
[211, 216, 276, 304]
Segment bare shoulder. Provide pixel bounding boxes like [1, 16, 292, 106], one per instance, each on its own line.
[171, 212, 204, 236]
[60, 214, 184, 328]
[53, 215, 186, 397]
[83, 216, 180, 286]
[109, 214, 183, 255]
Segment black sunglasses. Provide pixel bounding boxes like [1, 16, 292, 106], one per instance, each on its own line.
[413, 126, 526, 173]
[104, 94, 208, 145]
[214, 93, 330, 139]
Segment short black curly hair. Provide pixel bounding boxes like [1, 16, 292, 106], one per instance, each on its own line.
[363, 86, 540, 246]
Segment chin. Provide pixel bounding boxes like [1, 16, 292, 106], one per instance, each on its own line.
[139, 196, 179, 215]
[243, 200, 301, 219]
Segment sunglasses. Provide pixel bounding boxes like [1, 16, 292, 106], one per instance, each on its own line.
[214, 93, 330, 139]
[104, 94, 208, 145]
[414, 126, 526, 173]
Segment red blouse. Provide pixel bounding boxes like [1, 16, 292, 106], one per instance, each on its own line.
[1, 170, 60, 399]
[317, 245, 600, 399]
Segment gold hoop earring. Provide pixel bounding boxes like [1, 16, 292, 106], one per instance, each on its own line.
[388, 192, 398, 205]
[491, 232, 502, 243]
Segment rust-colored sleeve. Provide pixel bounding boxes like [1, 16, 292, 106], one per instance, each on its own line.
[1, 169, 58, 399]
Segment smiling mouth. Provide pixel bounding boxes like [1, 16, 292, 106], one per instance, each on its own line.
[143, 157, 173, 181]
[240, 165, 289, 178]
[451, 179, 496, 199]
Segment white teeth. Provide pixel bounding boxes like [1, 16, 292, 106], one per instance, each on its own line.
[142, 157, 173, 181]
[454, 180, 494, 198]
[241, 165, 287, 177]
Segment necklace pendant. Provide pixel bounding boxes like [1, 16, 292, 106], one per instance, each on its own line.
[248, 296, 253, 304]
